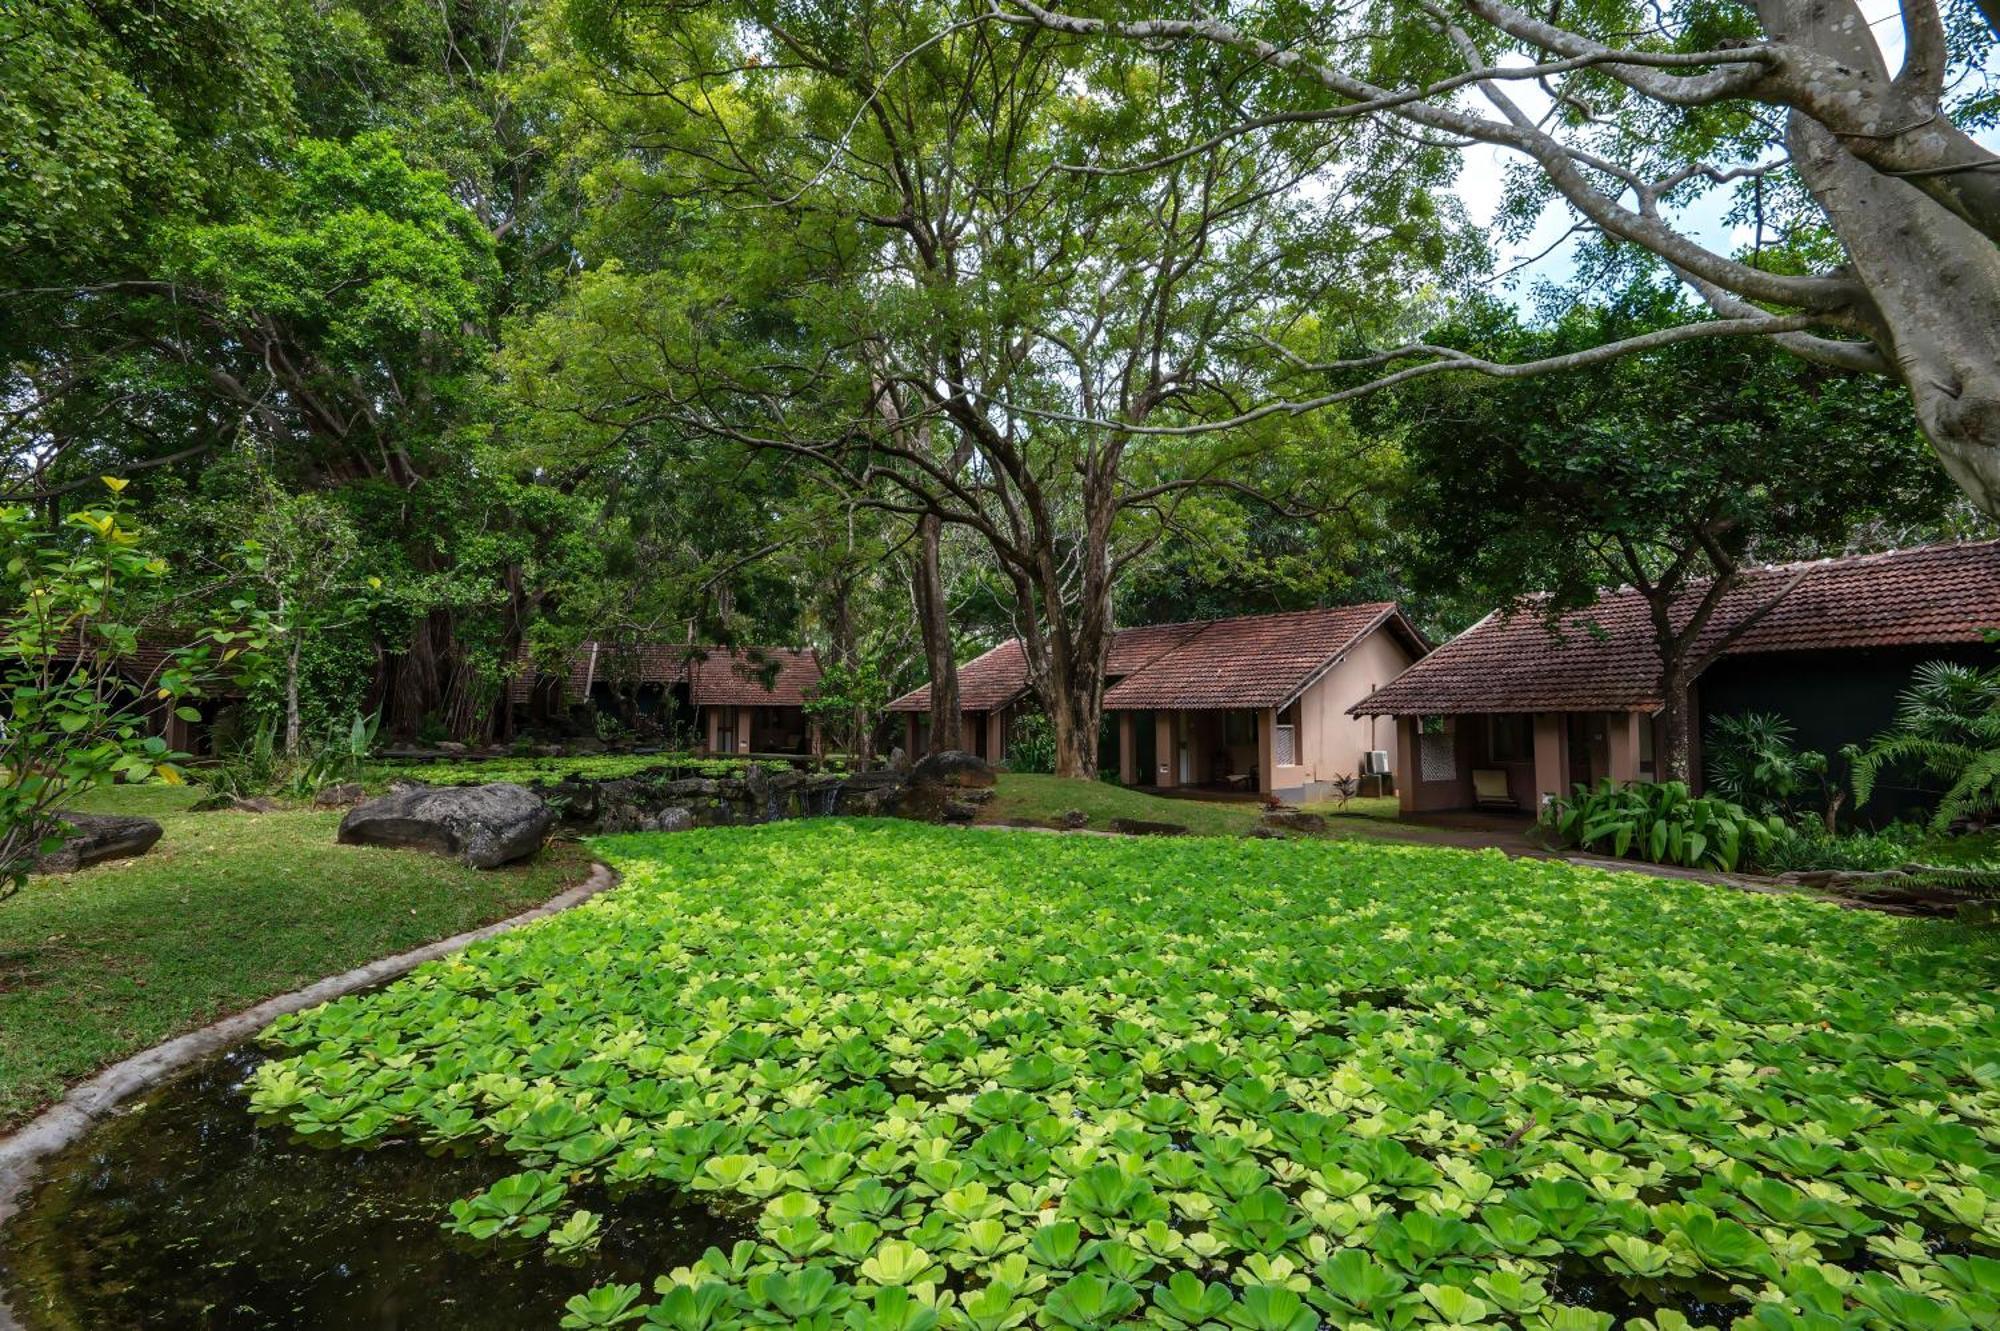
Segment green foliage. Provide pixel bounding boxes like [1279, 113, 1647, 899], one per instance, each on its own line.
[360, 753, 785, 789]
[1703, 712, 1829, 816]
[1761, 821, 1928, 875]
[255, 821, 2000, 1327]
[1851, 661, 2000, 832]
[0, 481, 275, 895]
[1546, 779, 1781, 872]
[1003, 714, 1057, 776]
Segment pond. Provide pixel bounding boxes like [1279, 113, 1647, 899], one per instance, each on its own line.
[0, 1046, 748, 1330]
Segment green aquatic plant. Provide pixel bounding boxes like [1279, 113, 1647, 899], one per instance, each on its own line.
[256, 821, 2000, 1328]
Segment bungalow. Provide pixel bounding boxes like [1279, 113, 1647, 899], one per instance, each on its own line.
[1353, 540, 2000, 818]
[889, 604, 1428, 800]
[510, 642, 823, 755]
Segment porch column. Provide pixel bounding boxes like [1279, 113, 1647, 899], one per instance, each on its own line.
[706, 708, 721, 754]
[1607, 710, 1643, 784]
[1532, 713, 1568, 811]
[985, 711, 1005, 763]
[1257, 708, 1277, 797]
[904, 714, 918, 756]
[1118, 712, 1136, 785]
[737, 706, 754, 754]
[1396, 717, 1420, 814]
[1154, 712, 1178, 788]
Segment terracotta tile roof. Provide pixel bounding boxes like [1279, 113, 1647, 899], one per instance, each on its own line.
[887, 639, 1031, 713]
[509, 642, 821, 708]
[1104, 604, 1416, 710]
[888, 604, 1424, 713]
[1354, 539, 2000, 717]
[687, 646, 821, 708]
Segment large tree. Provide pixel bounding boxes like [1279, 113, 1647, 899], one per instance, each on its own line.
[518, 0, 1462, 775]
[1001, 1, 2000, 518]
[1382, 284, 1974, 781]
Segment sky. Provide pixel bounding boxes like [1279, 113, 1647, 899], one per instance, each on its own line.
[1458, 0, 1995, 306]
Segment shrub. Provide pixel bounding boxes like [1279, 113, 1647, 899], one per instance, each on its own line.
[1760, 821, 1926, 874]
[1704, 711, 1836, 824]
[1546, 778, 1782, 872]
[1850, 660, 2000, 832]
[1004, 712, 1056, 774]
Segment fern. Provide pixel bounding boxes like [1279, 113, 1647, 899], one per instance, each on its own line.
[1849, 661, 2000, 832]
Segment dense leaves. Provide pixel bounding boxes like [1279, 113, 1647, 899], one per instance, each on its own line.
[257, 822, 2000, 1327]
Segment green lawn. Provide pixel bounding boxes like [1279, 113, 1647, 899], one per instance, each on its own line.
[253, 821, 1999, 1329]
[979, 772, 1401, 835]
[0, 784, 591, 1130]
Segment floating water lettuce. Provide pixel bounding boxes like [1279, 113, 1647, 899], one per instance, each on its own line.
[253, 821, 2000, 1329]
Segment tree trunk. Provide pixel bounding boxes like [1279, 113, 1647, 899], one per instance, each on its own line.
[284, 634, 303, 759]
[1757, 0, 2000, 516]
[910, 512, 962, 754]
[1658, 666, 1695, 786]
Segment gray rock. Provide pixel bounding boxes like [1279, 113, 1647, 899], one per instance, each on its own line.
[1108, 817, 1189, 837]
[338, 782, 553, 869]
[35, 813, 163, 873]
[313, 782, 364, 808]
[1058, 809, 1090, 829]
[909, 750, 997, 790]
[644, 807, 695, 834]
[1259, 809, 1327, 835]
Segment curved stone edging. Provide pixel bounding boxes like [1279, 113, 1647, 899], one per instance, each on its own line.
[0, 860, 621, 1329]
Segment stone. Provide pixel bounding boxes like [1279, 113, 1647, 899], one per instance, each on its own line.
[1108, 817, 1189, 837]
[1242, 825, 1286, 840]
[1259, 809, 1327, 835]
[909, 750, 997, 790]
[941, 800, 980, 824]
[338, 782, 553, 869]
[35, 813, 163, 873]
[435, 740, 467, 754]
[1058, 809, 1089, 829]
[643, 807, 695, 834]
[313, 783, 364, 808]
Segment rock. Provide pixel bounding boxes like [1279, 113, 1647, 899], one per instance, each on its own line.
[1058, 809, 1089, 829]
[435, 741, 467, 754]
[338, 782, 553, 869]
[190, 794, 276, 813]
[1259, 809, 1327, 835]
[644, 807, 695, 834]
[35, 813, 163, 873]
[941, 800, 980, 824]
[1108, 817, 1189, 837]
[1243, 825, 1286, 840]
[909, 750, 997, 790]
[313, 783, 364, 808]
[958, 787, 996, 805]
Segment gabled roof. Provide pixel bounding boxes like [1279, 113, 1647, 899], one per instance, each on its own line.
[887, 603, 1426, 713]
[687, 647, 821, 708]
[887, 639, 1032, 714]
[509, 642, 821, 707]
[1353, 539, 2000, 717]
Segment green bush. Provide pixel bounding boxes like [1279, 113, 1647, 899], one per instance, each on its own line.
[1704, 711, 1832, 820]
[1761, 820, 1925, 873]
[1003, 712, 1056, 774]
[1851, 660, 2000, 832]
[1546, 778, 1782, 872]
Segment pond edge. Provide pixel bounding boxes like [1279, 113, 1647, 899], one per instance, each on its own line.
[0, 859, 620, 1331]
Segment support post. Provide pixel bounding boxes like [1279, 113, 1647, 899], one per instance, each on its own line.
[1154, 712, 1177, 788]
[1257, 708, 1277, 798]
[985, 711, 1005, 764]
[1118, 712, 1136, 785]
[737, 706, 754, 755]
[1533, 713, 1568, 812]
[1607, 710, 1643, 784]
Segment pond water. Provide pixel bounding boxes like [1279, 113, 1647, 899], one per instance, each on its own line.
[0, 1047, 748, 1330]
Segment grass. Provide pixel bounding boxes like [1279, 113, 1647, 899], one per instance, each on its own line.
[0, 783, 592, 1130]
[254, 821, 2000, 1328]
[978, 772, 1403, 836]
[357, 752, 783, 791]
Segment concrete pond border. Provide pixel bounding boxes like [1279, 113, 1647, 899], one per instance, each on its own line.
[0, 861, 621, 1331]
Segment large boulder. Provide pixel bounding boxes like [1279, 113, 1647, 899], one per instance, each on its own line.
[35, 813, 164, 873]
[338, 782, 553, 869]
[909, 750, 997, 790]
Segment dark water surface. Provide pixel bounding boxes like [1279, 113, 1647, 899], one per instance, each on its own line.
[0, 1048, 747, 1330]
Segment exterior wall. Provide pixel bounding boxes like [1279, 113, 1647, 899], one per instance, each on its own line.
[1395, 715, 1478, 813]
[1279, 626, 1419, 796]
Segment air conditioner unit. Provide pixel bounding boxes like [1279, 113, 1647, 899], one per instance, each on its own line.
[1362, 749, 1391, 776]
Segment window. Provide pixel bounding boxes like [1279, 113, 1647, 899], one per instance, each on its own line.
[1487, 714, 1532, 763]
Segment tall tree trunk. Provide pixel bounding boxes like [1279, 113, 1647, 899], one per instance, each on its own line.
[1658, 664, 1695, 786]
[285, 635, 303, 759]
[1757, 0, 2000, 515]
[910, 512, 963, 754]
